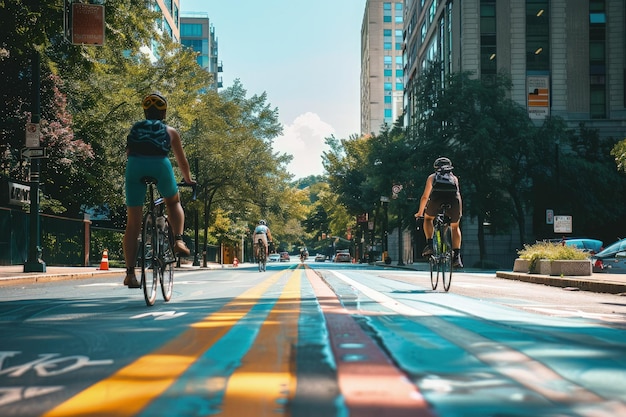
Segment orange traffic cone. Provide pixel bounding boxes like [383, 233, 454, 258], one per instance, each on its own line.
[99, 249, 109, 270]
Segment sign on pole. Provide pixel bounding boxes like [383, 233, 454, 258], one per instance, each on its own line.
[21, 147, 47, 159]
[25, 123, 40, 148]
[71, 3, 105, 46]
[553, 215, 572, 234]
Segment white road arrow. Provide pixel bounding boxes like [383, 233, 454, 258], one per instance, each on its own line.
[131, 311, 187, 320]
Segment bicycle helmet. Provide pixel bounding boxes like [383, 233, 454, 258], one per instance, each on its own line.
[259, 220, 267, 225]
[142, 93, 168, 111]
[433, 157, 453, 170]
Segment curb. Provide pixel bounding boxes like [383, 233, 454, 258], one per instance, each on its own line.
[0, 269, 125, 287]
[495, 271, 626, 295]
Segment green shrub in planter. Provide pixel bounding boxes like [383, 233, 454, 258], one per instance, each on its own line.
[517, 241, 588, 273]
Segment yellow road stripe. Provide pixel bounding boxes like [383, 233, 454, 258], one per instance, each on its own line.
[218, 270, 301, 416]
[43, 273, 285, 417]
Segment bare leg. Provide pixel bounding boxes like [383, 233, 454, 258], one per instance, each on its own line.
[123, 206, 143, 271]
[423, 214, 435, 240]
[164, 193, 184, 236]
[451, 222, 462, 249]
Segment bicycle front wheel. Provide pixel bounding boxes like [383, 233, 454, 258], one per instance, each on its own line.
[160, 219, 174, 301]
[141, 212, 158, 306]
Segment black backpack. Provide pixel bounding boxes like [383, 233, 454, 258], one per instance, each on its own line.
[432, 167, 457, 192]
[126, 120, 171, 156]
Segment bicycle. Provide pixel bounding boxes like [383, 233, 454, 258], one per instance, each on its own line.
[139, 177, 196, 306]
[428, 203, 453, 291]
[255, 239, 267, 272]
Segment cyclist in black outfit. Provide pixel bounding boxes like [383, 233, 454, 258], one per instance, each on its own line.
[415, 157, 463, 268]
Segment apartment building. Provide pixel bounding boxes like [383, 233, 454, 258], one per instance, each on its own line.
[361, 0, 406, 135]
[404, 0, 626, 139]
[181, 12, 223, 90]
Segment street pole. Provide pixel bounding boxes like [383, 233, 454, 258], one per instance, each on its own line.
[193, 158, 200, 266]
[397, 209, 405, 266]
[24, 49, 46, 273]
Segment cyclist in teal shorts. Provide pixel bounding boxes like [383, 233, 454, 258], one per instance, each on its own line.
[122, 93, 195, 288]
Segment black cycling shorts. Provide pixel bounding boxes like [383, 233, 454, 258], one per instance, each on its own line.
[424, 192, 461, 222]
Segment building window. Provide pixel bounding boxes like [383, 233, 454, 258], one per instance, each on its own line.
[384, 83, 393, 91]
[589, 0, 606, 118]
[384, 42, 392, 50]
[480, 0, 497, 78]
[385, 69, 393, 77]
[385, 96, 392, 103]
[181, 23, 202, 37]
[385, 109, 393, 118]
[526, 0, 550, 71]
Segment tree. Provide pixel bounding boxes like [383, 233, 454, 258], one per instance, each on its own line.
[408, 66, 540, 262]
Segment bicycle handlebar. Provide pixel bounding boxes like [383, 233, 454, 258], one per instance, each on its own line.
[177, 182, 197, 201]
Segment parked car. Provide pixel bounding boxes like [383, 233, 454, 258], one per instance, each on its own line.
[314, 254, 326, 262]
[591, 238, 626, 273]
[268, 253, 280, 262]
[280, 252, 290, 262]
[549, 238, 603, 254]
[334, 252, 352, 263]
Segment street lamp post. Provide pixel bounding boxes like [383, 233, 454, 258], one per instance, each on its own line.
[24, 49, 46, 273]
[192, 158, 200, 266]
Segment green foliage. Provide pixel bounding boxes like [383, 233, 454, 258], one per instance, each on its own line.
[612, 139, 626, 173]
[517, 241, 589, 273]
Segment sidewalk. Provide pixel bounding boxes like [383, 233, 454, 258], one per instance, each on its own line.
[376, 261, 626, 295]
[0, 262, 230, 287]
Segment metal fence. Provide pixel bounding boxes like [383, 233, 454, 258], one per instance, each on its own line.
[0, 206, 221, 267]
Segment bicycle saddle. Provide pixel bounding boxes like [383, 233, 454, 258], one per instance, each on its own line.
[141, 176, 158, 185]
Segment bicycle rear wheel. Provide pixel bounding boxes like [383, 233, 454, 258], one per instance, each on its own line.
[429, 256, 438, 290]
[256, 242, 265, 272]
[141, 212, 158, 306]
[160, 219, 174, 301]
[441, 228, 453, 291]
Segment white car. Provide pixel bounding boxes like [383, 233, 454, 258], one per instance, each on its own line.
[268, 253, 280, 262]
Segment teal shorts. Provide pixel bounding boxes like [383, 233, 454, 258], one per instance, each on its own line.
[125, 155, 178, 207]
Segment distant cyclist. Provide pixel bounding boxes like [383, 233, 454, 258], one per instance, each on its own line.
[415, 157, 463, 268]
[122, 92, 195, 288]
[253, 220, 273, 259]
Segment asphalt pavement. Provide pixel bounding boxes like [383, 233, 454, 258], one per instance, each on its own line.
[0, 261, 625, 294]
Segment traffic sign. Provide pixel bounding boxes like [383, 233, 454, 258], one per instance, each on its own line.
[21, 147, 47, 159]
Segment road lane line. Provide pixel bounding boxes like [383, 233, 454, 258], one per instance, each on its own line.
[307, 269, 436, 417]
[330, 271, 626, 414]
[218, 270, 300, 416]
[42, 273, 285, 417]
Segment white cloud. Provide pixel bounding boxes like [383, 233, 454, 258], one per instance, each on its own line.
[275, 112, 334, 179]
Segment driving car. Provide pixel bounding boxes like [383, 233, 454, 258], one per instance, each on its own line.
[591, 238, 626, 273]
[280, 252, 290, 262]
[314, 254, 326, 262]
[268, 253, 280, 262]
[334, 252, 352, 263]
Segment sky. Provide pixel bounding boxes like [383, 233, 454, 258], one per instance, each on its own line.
[180, 0, 366, 179]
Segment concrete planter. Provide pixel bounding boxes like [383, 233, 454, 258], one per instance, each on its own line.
[513, 258, 592, 276]
[513, 258, 531, 272]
